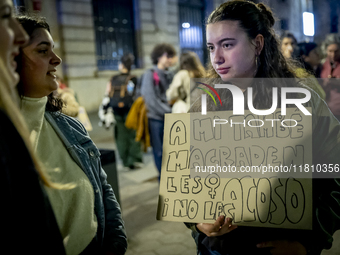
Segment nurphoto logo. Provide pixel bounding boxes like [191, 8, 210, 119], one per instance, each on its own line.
[199, 84, 311, 116]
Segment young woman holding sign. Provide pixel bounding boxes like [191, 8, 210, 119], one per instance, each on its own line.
[188, 1, 340, 254]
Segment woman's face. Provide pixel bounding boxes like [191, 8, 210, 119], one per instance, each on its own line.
[304, 48, 320, 67]
[206, 20, 257, 81]
[0, 0, 28, 85]
[158, 53, 175, 70]
[326, 43, 340, 63]
[281, 37, 296, 59]
[20, 28, 62, 98]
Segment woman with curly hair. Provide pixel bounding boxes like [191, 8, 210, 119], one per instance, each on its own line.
[16, 15, 127, 255]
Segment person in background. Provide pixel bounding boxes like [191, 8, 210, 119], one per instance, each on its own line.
[293, 42, 325, 100]
[280, 31, 297, 59]
[320, 33, 340, 120]
[106, 53, 143, 170]
[166, 51, 206, 113]
[140, 43, 177, 177]
[295, 42, 322, 77]
[188, 1, 340, 254]
[56, 75, 80, 117]
[0, 0, 66, 253]
[16, 14, 127, 255]
[321, 33, 340, 78]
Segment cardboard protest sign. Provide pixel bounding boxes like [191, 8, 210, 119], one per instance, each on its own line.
[157, 108, 313, 230]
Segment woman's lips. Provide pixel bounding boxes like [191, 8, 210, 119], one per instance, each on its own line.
[216, 67, 230, 74]
[47, 73, 57, 78]
[10, 52, 19, 70]
[10, 59, 17, 70]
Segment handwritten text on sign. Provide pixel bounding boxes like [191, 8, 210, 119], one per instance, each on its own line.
[157, 109, 312, 229]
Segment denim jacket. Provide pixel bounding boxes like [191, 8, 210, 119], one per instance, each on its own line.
[45, 111, 127, 255]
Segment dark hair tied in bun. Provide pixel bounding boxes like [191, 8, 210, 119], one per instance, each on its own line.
[256, 3, 275, 28]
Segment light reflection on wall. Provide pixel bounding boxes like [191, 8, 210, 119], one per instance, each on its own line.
[180, 26, 202, 49]
[303, 12, 315, 37]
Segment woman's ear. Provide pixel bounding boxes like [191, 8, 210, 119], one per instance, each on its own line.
[254, 34, 264, 55]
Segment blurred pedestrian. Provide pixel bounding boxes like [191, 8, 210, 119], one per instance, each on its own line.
[280, 31, 297, 59]
[320, 34, 340, 78]
[0, 0, 66, 253]
[56, 75, 80, 117]
[294, 42, 325, 99]
[16, 14, 127, 255]
[295, 42, 322, 77]
[320, 33, 340, 120]
[106, 53, 143, 170]
[140, 43, 177, 177]
[188, 1, 340, 254]
[166, 51, 206, 113]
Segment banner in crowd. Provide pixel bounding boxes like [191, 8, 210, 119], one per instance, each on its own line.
[157, 108, 313, 229]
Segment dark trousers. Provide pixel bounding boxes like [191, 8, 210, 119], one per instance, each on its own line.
[114, 113, 142, 167]
[148, 118, 164, 177]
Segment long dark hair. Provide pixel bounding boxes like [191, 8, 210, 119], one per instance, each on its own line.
[16, 15, 64, 112]
[180, 51, 206, 78]
[191, 0, 299, 112]
[280, 31, 297, 45]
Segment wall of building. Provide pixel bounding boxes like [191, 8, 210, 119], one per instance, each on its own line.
[136, 0, 180, 67]
[56, 0, 108, 112]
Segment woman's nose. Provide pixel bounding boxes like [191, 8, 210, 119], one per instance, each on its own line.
[12, 19, 29, 46]
[288, 45, 293, 52]
[51, 52, 62, 66]
[213, 48, 224, 64]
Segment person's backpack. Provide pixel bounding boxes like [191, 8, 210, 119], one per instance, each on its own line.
[109, 74, 136, 111]
[134, 75, 143, 100]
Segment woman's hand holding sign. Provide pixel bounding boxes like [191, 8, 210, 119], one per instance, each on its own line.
[196, 216, 237, 237]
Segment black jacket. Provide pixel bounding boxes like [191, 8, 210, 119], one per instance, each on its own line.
[0, 110, 65, 254]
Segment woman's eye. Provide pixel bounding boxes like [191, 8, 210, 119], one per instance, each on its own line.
[207, 46, 214, 52]
[39, 50, 48, 54]
[1, 7, 12, 19]
[223, 44, 232, 48]
[1, 13, 10, 19]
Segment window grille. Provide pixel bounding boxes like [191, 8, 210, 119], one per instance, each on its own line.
[92, 0, 136, 70]
[13, 0, 26, 10]
[178, 0, 207, 65]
